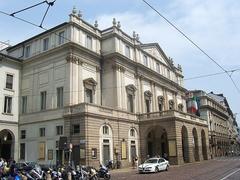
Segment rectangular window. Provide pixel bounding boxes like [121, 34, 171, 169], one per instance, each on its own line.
[4, 96, 12, 114]
[86, 35, 92, 49]
[21, 130, 26, 139]
[156, 63, 160, 73]
[85, 89, 93, 103]
[145, 99, 150, 113]
[125, 45, 130, 58]
[6, 74, 13, 89]
[22, 96, 27, 114]
[56, 125, 63, 135]
[167, 69, 171, 79]
[43, 37, 49, 51]
[127, 94, 134, 113]
[40, 127, 45, 137]
[143, 55, 148, 66]
[57, 87, 64, 108]
[20, 143, 25, 160]
[25, 45, 31, 58]
[40, 91, 47, 110]
[58, 31, 65, 45]
[73, 124, 80, 134]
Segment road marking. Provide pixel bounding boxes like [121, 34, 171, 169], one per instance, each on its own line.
[219, 168, 240, 180]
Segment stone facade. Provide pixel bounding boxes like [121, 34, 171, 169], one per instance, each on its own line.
[0, 53, 21, 161]
[5, 8, 210, 167]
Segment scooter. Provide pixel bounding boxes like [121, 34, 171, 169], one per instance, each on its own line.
[97, 164, 111, 180]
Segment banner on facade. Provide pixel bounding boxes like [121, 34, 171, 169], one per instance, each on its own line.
[39, 142, 45, 160]
[168, 140, 176, 156]
[121, 141, 127, 159]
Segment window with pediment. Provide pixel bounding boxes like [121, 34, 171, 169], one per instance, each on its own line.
[126, 84, 137, 113]
[83, 78, 97, 104]
[169, 99, 174, 110]
[158, 96, 164, 111]
[144, 91, 152, 113]
[178, 103, 184, 112]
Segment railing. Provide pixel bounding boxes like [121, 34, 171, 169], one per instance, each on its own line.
[139, 110, 208, 125]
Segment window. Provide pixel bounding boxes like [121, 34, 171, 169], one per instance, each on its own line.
[58, 31, 65, 45]
[86, 35, 92, 49]
[21, 130, 26, 139]
[156, 63, 160, 73]
[22, 96, 27, 114]
[39, 128, 45, 137]
[144, 91, 152, 113]
[145, 99, 150, 113]
[130, 129, 135, 137]
[4, 96, 12, 114]
[167, 69, 171, 79]
[43, 37, 49, 51]
[40, 91, 47, 110]
[103, 125, 109, 135]
[56, 126, 63, 135]
[169, 100, 174, 110]
[20, 143, 25, 160]
[25, 45, 31, 58]
[125, 45, 130, 58]
[73, 124, 80, 134]
[143, 55, 148, 66]
[158, 96, 164, 111]
[6, 74, 13, 89]
[57, 87, 64, 108]
[85, 89, 93, 103]
[127, 94, 134, 113]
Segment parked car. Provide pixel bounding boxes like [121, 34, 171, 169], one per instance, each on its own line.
[138, 158, 169, 173]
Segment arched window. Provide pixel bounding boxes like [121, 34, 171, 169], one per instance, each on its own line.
[103, 125, 109, 135]
[130, 128, 135, 137]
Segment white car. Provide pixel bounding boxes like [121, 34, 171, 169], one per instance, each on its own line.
[138, 158, 169, 173]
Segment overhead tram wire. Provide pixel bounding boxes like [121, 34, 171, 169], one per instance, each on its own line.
[185, 68, 240, 81]
[141, 0, 240, 93]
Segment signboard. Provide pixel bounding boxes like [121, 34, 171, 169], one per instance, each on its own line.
[39, 142, 45, 160]
[121, 140, 127, 159]
[168, 140, 177, 157]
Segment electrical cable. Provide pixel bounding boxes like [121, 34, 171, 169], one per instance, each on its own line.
[141, 0, 240, 93]
[185, 68, 240, 81]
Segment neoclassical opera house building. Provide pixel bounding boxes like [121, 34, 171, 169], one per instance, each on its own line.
[4, 8, 209, 167]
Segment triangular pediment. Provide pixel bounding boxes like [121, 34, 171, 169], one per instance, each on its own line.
[141, 43, 174, 69]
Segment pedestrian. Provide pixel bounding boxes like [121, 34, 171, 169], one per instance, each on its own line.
[134, 156, 138, 168]
[132, 157, 135, 169]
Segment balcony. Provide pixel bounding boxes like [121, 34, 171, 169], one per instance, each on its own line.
[64, 103, 137, 121]
[138, 110, 207, 125]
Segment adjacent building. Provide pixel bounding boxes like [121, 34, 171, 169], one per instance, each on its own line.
[189, 90, 239, 158]
[2, 8, 212, 167]
[0, 53, 21, 160]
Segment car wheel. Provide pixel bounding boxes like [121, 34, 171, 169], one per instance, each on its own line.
[155, 166, 159, 173]
[165, 165, 169, 171]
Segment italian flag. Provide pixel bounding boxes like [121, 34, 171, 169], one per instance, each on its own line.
[187, 96, 198, 114]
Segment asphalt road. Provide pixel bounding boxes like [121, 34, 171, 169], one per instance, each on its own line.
[111, 157, 240, 180]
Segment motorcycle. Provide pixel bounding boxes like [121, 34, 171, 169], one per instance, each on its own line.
[97, 164, 111, 180]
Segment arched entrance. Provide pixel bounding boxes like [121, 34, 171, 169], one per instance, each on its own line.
[201, 130, 208, 160]
[0, 129, 14, 160]
[192, 128, 199, 161]
[146, 126, 168, 159]
[181, 126, 189, 163]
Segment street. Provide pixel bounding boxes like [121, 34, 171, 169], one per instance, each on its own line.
[112, 157, 240, 180]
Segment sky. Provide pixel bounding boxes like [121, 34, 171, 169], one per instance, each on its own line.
[0, 0, 240, 123]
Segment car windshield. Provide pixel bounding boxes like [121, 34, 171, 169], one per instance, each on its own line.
[145, 159, 158, 163]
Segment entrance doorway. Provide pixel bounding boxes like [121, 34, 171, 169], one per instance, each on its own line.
[0, 129, 14, 160]
[181, 126, 189, 163]
[146, 126, 168, 158]
[201, 130, 208, 160]
[192, 128, 199, 161]
[103, 143, 110, 165]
